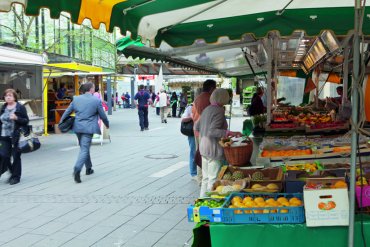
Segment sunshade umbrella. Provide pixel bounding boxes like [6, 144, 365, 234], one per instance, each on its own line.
[0, 0, 369, 47]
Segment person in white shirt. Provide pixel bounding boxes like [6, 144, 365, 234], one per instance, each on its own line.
[155, 89, 169, 123]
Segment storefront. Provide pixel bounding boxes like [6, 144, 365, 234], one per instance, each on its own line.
[0, 46, 45, 134]
[43, 62, 105, 134]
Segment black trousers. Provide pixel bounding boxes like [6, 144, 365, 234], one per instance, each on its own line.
[138, 106, 149, 129]
[0, 138, 22, 179]
[156, 107, 160, 115]
[172, 104, 177, 117]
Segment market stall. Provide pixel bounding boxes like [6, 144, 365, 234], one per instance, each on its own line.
[0, 46, 45, 134]
[2, 1, 370, 247]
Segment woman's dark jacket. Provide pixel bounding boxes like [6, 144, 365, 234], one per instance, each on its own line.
[0, 103, 29, 145]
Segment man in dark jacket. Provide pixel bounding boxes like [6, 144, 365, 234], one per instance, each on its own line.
[134, 85, 151, 131]
[249, 87, 266, 116]
[60, 82, 109, 183]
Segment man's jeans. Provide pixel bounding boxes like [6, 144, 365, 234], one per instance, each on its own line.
[188, 136, 197, 176]
[74, 133, 93, 173]
[138, 106, 149, 129]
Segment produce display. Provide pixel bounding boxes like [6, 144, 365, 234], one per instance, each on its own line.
[305, 180, 347, 190]
[227, 195, 303, 211]
[261, 149, 312, 157]
[194, 198, 225, 208]
[284, 162, 322, 173]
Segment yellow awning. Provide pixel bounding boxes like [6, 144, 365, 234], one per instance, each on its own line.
[48, 62, 103, 72]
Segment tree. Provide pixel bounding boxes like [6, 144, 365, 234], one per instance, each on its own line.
[0, 5, 35, 49]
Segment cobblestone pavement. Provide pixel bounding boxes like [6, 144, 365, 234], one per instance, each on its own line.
[0, 107, 244, 247]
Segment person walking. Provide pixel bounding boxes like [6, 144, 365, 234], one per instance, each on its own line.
[60, 82, 109, 183]
[134, 85, 151, 131]
[170, 92, 178, 117]
[195, 89, 242, 197]
[156, 89, 169, 123]
[181, 104, 197, 179]
[178, 92, 188, 117]
[155, 92, 160, 115]
[124, 92, 131, 108]
[192, 79, 217, 184]
[0, 89, 29, 185]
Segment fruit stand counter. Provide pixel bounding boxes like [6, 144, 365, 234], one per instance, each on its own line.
[192, 215, 370, 247]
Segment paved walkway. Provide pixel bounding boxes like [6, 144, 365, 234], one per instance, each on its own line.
[0, 107, 244, 247]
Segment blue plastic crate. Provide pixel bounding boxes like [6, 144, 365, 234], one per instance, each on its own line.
[187, 205, 223, 223]
[221, 192, 305, 224]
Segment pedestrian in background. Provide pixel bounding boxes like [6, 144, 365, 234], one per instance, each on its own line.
[170, 92, 178, 117]
[60, 82, 109, 183]
[156, 89, 169, 123]
[181, 103, 196, 179]
[195, 88, 242, 197]
[0, 89, 29, 185]
[134, 85, 151, 131]
[178, 92, 188, 117]
[155, 92, 160, 115]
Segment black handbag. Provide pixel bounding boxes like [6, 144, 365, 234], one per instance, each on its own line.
[0, 137, 11, 158]
[18, 129, 41, 153]
[180, 120, 194, 136]
[58, 116, 75, 133]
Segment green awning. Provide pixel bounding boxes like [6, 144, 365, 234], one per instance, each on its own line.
[1, 1, 369, 47]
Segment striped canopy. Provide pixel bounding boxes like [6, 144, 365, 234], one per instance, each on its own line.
[0, 0, 369, 47]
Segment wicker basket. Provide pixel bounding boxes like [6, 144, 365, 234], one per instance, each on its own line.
[223, 138, 253, 166]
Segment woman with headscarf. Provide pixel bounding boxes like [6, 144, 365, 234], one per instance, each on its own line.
[170, 92, 178, 117]
[195, 88, 242, 197]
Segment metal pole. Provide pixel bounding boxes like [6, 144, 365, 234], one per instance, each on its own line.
[266, 38, 273, 124]
[107, 76, 112, 115]
[342, 47, 349, 103]
[348, 1, 361, 247]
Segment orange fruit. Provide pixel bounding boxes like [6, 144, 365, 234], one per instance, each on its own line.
[265, 198, 276, 205]
[243, 197, 253, 204]
[277, 197, 288, 204]
[289, 197, 300, 204]
[334, 181, 347, 189]
[232, 196, 243, 205]
[254, 197, 265, 204]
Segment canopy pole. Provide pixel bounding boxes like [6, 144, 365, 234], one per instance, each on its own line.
[348, 1, 362, 247]
[107, 76, 112, 115]
[342, 47, 349, 104]
[266, 37, 273, 125]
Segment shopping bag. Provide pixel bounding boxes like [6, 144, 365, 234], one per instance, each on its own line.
[18, 130, 41, 153]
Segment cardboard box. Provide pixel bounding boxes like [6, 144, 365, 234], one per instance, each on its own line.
[304, 178, 349, 227]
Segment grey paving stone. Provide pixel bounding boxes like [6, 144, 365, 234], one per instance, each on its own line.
[122, 230, 163, 247]
[127, 214, 159, 228]
[31, 221, 68, 235]
[142, 204, 176, 215]
[98, 215, 132, 228]
[0, 227, 30, 243]
[114, 205, 150, 217]
[32, 232, 76, 247]
[19, 216, 55, 229]
[0, 217, 29, 231]
[145, 218, 182, 233]
[60, 220, 98, 234]
[155, 229, 193, 246]
[3, 233, 45, 247]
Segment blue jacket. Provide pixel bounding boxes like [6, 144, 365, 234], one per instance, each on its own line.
[60, 93, 109, 135]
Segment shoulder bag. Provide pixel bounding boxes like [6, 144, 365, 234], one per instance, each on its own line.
[18, 127, 41, 153]
[58, 116, 75, 133]
[180, 120, 194, 136]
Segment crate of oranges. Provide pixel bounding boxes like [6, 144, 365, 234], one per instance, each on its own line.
[221, 192, 305, 224]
